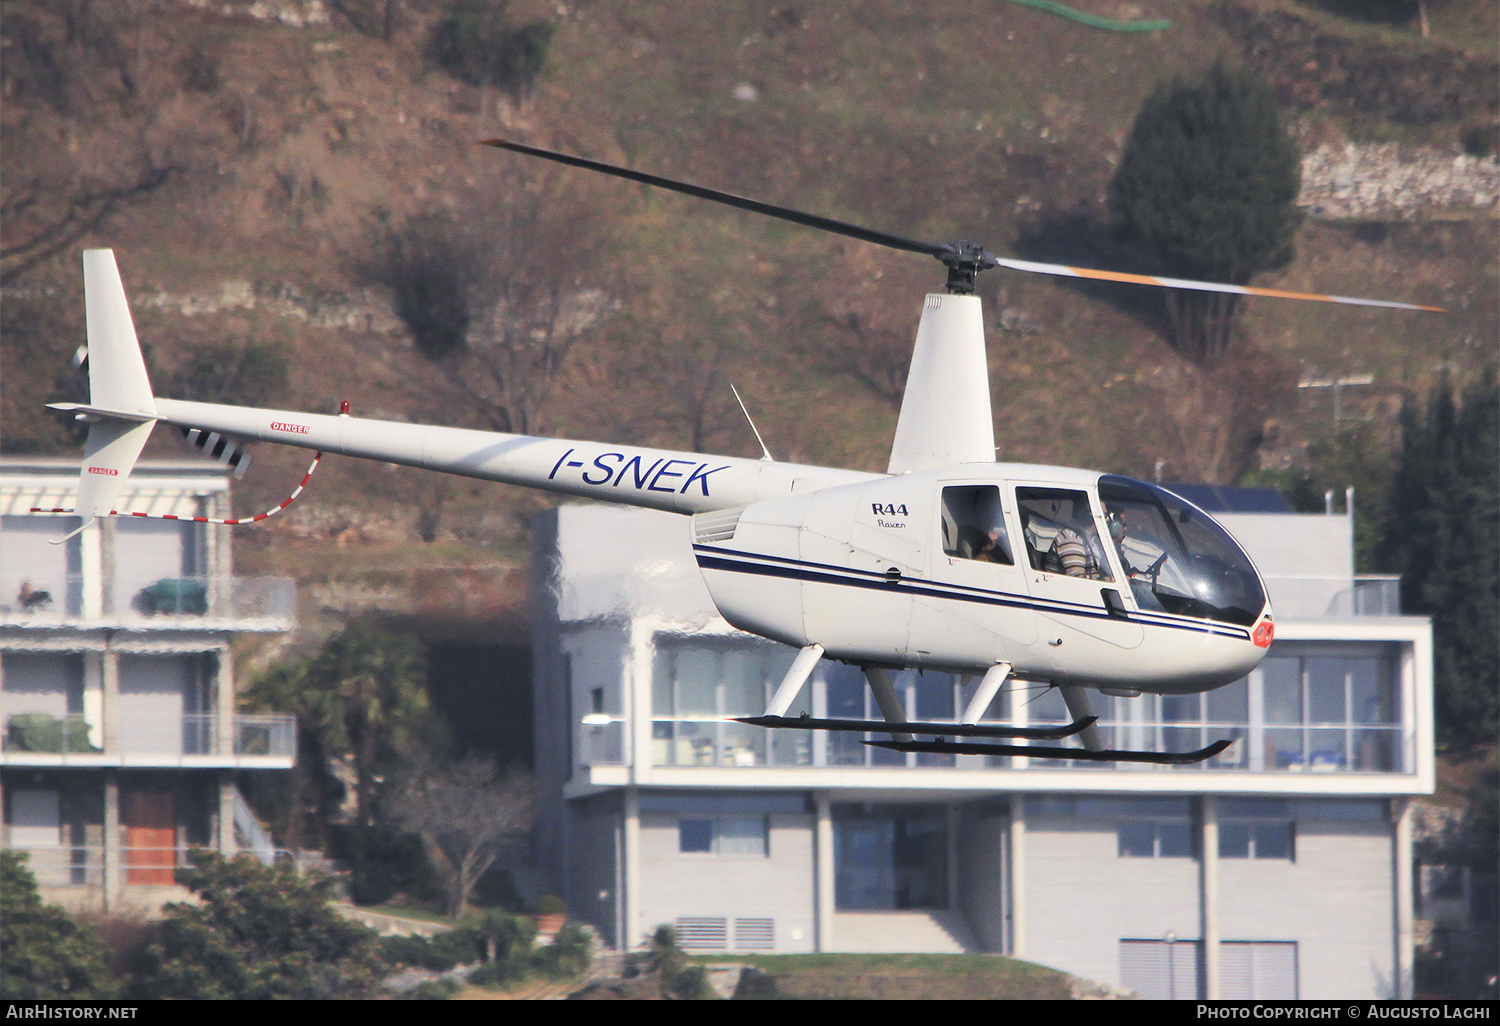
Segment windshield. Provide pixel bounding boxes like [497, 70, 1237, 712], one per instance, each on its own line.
[1097, 476, 1266, 627]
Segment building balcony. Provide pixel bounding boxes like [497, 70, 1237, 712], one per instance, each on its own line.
[0, 575, 295, 632]
[6, 844, 295, 887]
[1, 712, 296, 767]
[1261, 574, 1403, 619]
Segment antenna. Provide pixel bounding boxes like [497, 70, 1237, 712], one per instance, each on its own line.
[729, 383, 775, 462]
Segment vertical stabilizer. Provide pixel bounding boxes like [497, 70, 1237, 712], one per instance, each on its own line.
[886, 293, 994, 474]
[75, 250, 157, 517]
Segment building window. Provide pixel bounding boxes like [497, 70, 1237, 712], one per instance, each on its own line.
[1115, 798, 1196, 859]
[651, 640, 801, 767]
[1219, 941, 1298, 999]
[1218, 799, 1294, 861]
[833, 804, 948, 910]
[1262, 649, 1400, 772]
[824, 663, 962, 769]
[677, 815, 768, 857]
[1120, 938, 1203, 1000]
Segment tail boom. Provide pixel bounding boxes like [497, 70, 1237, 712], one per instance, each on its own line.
[149, 398, 872, 515]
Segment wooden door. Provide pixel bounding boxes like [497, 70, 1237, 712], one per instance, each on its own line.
[123, 791, 176, 884]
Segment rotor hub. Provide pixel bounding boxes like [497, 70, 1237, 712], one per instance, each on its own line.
[937, 241, 998, 296]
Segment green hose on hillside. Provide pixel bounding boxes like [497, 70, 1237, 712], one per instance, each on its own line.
[1002, 0, 1171, 32]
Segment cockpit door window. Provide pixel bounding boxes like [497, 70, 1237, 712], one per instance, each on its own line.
[1016, 487, 1114, 583]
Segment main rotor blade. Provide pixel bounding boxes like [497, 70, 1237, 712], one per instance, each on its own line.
[482, 137, 944, 260]
[995, 257, 1445, 313]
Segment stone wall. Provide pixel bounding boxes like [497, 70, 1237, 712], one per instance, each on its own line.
[1300, 143, 1498, 220]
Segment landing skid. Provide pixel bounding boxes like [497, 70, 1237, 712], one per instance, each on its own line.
[866, 738, 1235, 766]
[735, 713, 1097, 741]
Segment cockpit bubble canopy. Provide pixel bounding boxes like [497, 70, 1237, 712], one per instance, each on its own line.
[1097, 476, 1267, 628]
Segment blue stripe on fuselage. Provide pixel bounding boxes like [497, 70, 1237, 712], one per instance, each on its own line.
[691, 545, 1251, 641]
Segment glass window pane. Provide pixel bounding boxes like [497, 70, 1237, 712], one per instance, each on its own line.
[1352, 728, 1397, 771]
[915, 673, 955, 720]
[1348, 656, 1394, 724]
[679, 818, 713, 853]
[1262, 658, 1303, 725]
[1206, 677, 1249, 724]
[942, 486, 1013, 565]
[1157, 821, 1194, 858]
[676, 650, 719, 716]
[721, 650, 764, 716]
[1162, 694, 1201, 723]
[1119, 821, 1156, 857]
[1252, 822, 1292, 860]
[1219, 822, 1252, 858]
[1307, 727, 1347, 771]
[1265, 727, 1305, 770]
[1306, 657, 1347, 723]
[718, 816, 768, 856]
[652, 649, 674, 716]
[1031, 687, 1070, 724]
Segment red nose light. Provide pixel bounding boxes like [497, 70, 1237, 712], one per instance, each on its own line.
[1253, 620, 1274, 648]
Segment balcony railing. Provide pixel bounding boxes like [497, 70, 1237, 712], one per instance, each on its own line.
[626, 716, 1409, 775]
[4, 844, 295, 886]
[2, 713, 296, 759]
[0, 575, 295, 630]
[1260, 574, 1403, 619]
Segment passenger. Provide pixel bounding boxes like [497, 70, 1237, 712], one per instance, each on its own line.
[1044, 523, 1099, 579]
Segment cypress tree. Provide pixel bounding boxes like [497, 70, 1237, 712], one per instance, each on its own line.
[1109, 62, 1303, 364]
[1378, 371, 1499, 751]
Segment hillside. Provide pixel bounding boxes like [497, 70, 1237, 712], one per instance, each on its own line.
[2, 0, 1495, 574]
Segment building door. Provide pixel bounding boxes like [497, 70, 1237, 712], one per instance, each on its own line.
[124, 791, 176, 884]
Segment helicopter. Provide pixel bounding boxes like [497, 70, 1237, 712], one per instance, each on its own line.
[40, 139, 1440, 766]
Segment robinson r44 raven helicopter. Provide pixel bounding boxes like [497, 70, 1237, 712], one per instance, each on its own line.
[41, 139, 1440, 765]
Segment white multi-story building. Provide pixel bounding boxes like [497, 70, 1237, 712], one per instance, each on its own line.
[532, 490, 1433, 999]
[0, 459, 296, 912]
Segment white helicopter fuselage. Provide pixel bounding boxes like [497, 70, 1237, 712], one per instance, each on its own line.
[695, 463, 1271, 695]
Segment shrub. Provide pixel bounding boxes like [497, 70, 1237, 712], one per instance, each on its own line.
[428, 0, 554, 98]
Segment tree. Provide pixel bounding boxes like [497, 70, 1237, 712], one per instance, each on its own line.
[1109, 62, 1303, 364]
[132, 852, 385, 999]
[0, 852, 117, 999]
[303, 618, 435, 833]
[387, 756, 535, 918]
[1377, 371, 1499, 751]
[245, 618, 441, 875]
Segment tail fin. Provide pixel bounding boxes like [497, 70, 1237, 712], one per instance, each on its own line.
[70, 250, 158, 518]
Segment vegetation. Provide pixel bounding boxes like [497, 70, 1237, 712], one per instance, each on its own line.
[428, 0, 555, 99]
[380, 912, 591, 991]
[1110, 61, 1304, 364]
[707, 951, 1074, 1000]
[131, 852, 386, 1000]
[164, 337, 289, 408]
[387, 756, 535, 917]
[0, 852, 117, 999]
[643, 925, 715, 1000]
[1376, 372, 1499, 752]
